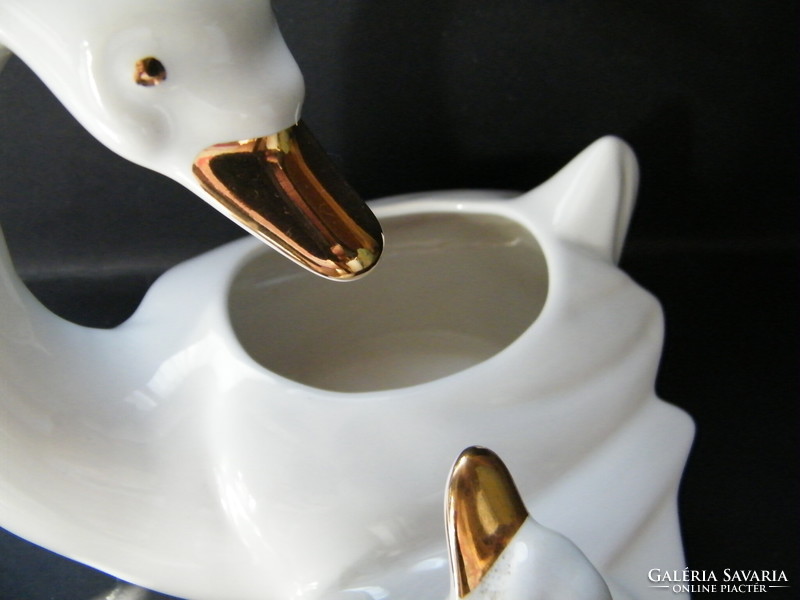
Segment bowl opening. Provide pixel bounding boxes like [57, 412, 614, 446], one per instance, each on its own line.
[228, 211, 548, 392]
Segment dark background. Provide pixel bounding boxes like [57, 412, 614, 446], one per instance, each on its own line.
[0, 1, 796, 598]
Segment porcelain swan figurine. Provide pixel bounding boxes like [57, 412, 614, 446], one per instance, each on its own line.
[0, 1, 695, 599]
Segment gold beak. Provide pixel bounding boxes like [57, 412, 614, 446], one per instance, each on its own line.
[193, 121, 382, 280]
[446, 446, 529, 597]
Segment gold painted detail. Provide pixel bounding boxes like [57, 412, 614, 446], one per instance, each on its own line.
[193, 121, 383, 280]
[446, 446, 529, 598]
[134, 57, 166, 86]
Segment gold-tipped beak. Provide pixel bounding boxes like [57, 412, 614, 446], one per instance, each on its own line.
[446, 446, 529, 598]
[193, 121, 382, 280]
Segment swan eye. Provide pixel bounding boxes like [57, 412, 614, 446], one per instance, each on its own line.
[134, 57, 167, 86]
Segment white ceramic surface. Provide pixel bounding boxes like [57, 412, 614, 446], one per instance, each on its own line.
[462, 516, 612, 600]
[0, 2, 694, 599]
[0, 0, 304, 221]
[0, 136, 694, 600]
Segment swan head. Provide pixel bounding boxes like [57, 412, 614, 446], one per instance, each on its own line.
[0, 0, 382, 279]
[446, 447, 612, 600]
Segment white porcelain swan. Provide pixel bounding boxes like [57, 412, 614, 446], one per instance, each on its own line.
[0, 2, 694, 599]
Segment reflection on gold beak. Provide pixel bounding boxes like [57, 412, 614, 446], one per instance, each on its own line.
[193, 121, 382, 280]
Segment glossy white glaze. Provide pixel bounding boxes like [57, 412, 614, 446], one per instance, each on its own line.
[462, 516, 612, 600]
[0, 0, 303, 204]
[1, 2, 693, 598]
[0, 135, 693, 600]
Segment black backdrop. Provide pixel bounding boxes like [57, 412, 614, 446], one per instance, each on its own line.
[0, 1, 797, 598]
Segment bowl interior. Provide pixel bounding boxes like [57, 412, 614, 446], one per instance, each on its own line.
[228, 211, 548, 392]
